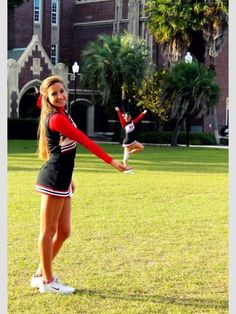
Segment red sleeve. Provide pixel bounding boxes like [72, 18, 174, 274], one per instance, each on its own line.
[116, 110, 126, 128]
[132, 112, 145, 125]
[36, 96, 42, 109]
[49, 113, 113, 164]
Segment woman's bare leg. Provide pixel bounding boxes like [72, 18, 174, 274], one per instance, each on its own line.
[123, 142, 144, 166]
[129, 142, 144, 155]
[35, 197, 71, 277]
[51, 197, 71, 257]
[38, 194, 65, 281]
[123, 147, 130, 167]
[126, 142, 144, 157]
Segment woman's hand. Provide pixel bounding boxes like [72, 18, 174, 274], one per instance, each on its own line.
[110, 159, 132, 172]
[143, 109, 147, 114]
[115, 107, 120, 111]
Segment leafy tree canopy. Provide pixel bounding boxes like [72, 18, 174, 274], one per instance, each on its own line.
[134, 68, 169, 122]
[160, 60, 220, 145]
[80, 32, 150, 110]
[8, 0, 28, 11]
[161, 61, 220, 118]
[145, 0, 228, 64]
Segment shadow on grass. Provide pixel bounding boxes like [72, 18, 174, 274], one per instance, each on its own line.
[8, 161, 228, 174]
[8, 140, 228, 174]
[75, 289, 228, 311]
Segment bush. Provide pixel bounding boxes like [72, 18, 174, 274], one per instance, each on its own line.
[8, 118, 39, 139]
[220, 137, 228, 146]
[138, 131, 172, 144]
[177, 132, 217, 145]
[112, 130, 217, 145]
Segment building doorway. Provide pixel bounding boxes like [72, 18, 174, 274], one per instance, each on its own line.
[19, 87, 41, 118]
[71, 102, 87, 134]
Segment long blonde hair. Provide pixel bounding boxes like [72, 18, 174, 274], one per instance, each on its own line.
[37, 75, 65, 160]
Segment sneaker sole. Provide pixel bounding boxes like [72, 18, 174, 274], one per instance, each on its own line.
[39, 288, 76, 294]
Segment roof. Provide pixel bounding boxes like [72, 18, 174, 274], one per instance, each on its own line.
[8, 48, 26, 61]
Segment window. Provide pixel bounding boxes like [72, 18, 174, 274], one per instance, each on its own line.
[51, 44, 57, 65]
[34, 0, 41, 23]
[51, 0, 58, 25]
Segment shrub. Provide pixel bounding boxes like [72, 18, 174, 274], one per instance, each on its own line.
[8, 118, 39, 139]
[220, 137, 228, 146]
[112, 130, 217, 145]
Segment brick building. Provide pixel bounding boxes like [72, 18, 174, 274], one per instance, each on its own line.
[8, 0, 228, 140]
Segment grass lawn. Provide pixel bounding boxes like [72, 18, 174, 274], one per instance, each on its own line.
[8, 140, 228, 314]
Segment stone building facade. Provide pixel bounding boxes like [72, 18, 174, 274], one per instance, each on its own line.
[8, 0, 228, 140]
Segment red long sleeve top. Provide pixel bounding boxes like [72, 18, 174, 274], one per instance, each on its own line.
[117, 110, 145, 128]
[49, 112, 113, 164]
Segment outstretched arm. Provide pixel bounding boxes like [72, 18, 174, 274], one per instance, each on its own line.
[115, 107, 126, 128]
[49, 113, 130, 172]
[132, 110, 147, 125]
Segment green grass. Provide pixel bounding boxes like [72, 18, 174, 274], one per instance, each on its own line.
[8, 140, 228, 314]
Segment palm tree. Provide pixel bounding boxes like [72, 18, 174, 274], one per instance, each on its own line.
[202, 0, 228, 69]
[145, 0, 228, 67]
[80, 33, 150, 112]
[161, 61, 220, 146]
[145, 0, 205, 66]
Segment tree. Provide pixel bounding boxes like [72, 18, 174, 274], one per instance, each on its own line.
[80, 33, 150, 112]
[8, 0, 28, 11]
[134, 68, 169, 130]
[202, 0, 228, 70]
[145, 0, 228, 66]
[145, 0, 206, 66]
[160, 61, 220, 146]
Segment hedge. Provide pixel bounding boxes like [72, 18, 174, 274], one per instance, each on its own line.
[112, 130, 217, 145]
[8, 118, 224, 146]
[8, 118, 39, 139]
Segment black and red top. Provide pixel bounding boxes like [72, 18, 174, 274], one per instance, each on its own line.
[116, 110, 145, 146]
[35, 109, 112, 197]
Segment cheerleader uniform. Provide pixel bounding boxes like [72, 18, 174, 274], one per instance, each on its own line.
[116, 110, 145, 147]
[35, 110, 112, 198]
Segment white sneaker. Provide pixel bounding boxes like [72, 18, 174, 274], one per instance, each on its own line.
[30, 274, 43, 288]
[124, 169, 134, 174]
[39, 277, 76, 294]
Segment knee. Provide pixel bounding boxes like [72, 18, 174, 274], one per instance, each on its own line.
[39, 227, 57, 242]
[140, 145, 144, 151]
[57, 227, 71, 241]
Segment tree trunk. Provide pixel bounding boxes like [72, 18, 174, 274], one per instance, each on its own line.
[171, 100, 189, 146]
[171, 117, 183, 146]
[213, 106, 220, 145]
[186, 112, 191, 147]
[208, 57, 220, 145]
